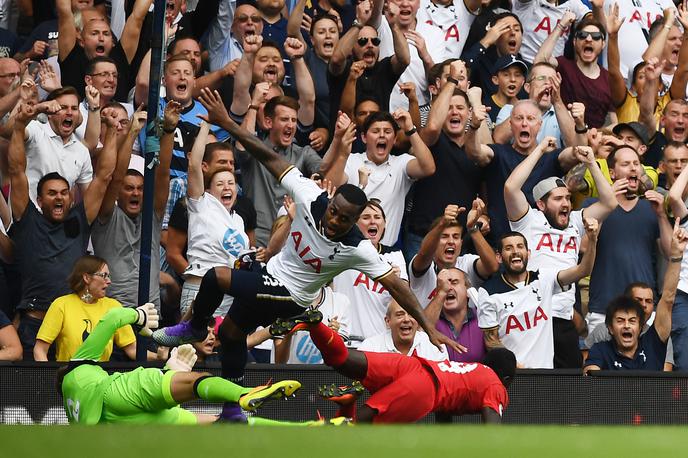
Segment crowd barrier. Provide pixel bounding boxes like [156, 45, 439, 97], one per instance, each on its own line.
[1, 362, 688, 425]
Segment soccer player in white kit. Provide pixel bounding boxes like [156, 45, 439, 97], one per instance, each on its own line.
[153, 88, 462, 421]
[503, 138, 617, 367]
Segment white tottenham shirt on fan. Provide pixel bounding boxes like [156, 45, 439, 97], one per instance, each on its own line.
[416, 0, 476, 58]
[333, 247, 408, 346]
[509, 207, 584, 320]
[266, 167, 394, 307]
[470, 270, 567, 368]
[409, 254, 484, 308]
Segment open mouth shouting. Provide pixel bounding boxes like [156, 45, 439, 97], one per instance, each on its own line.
[366, 224, 379, 240]
[398, 322, 414, 338]
[263, 65, 278, 82]
[508, 254, 524, 271]
[506, 83, 518, 96]
[220, 190, 234, 207]
[517, 129, 531, 145]
[581, 44, 595, 60]
[52, 201, 65, 219]
[448, 115, 463, 131]
[322, 39, 335, 52]
[627, 175, 639, 190]
[507, 39, 518, 53]
[95, 44, 106, 55]
[362, 49, 376, 64]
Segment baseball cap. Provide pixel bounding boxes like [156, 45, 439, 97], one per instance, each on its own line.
[533, 177, 567, 201]
[492, 54, 528, 76]
[612, 122, 650, 145]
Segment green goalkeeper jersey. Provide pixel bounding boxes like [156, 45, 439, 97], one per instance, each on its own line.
[61, 308, 137, 424]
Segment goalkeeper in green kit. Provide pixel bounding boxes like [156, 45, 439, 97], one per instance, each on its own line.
[57, 304, 301, 425]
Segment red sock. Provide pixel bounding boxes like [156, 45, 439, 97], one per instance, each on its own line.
[309, 322, 348, 367]
[336, 403, 356, 420]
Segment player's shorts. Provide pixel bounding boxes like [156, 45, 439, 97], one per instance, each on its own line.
[101, 367, 197, 424]
[227, 267, 307, 333]
[361, 351, 438, 423]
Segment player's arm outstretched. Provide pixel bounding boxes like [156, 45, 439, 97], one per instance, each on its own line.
[197, 88, 292, 180]
[556, 217, 599, 287]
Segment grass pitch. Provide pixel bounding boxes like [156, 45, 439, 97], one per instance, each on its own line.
[1, 425, 685, 458]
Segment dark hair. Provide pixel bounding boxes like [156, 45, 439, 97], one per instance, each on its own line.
[574, 17, 606, 39]
[355, 97, 380, 112]
[264, 95, 299, 119]
[68, 254, 108, 294]
[606, 145, 639, 170]
[86, 56, 117, 76]
[203, 142, 233, 163]
[333, 184, 368, 212]
[428, 215, 463, 233]
[259, 39, 283, 56]
[482, 348, 517, 388]
[604, 295, 645, 328]
[648, 17, 667, 41]
[365, 198, 386, 220]
[663, 140, 688, 159]
[46, 86, 79, 102]
[362, 111, 398, 133]
[623, 282, 653, 297]
[452, 88, 469, 102]
[498, 231, 528, 252]
[167, 35, 200, 57]
[631, 61, 647, 87]
[428, 58, 461, 86]
[489, 11, 522, 30]
[37, 172, 70, 197]
[125, 169, 143, 178]
[310, 13, 339, 36]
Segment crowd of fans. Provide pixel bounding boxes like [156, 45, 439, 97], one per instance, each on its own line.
[0, 0, 686, 374]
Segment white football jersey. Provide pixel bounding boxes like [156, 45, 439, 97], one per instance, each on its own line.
[333, 247, 408, 344]
[267, 167, 394, 307]
[471, 269, 565, 368]
[416, 0, 476, 58]
[513, 0, 590, 64]
[409, 254, 484, 308]
[509, 207, 584, 319]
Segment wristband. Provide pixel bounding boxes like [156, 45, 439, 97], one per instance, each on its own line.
[163, 125, 176, 133]
[291, 54, 304, 60]
[248, 104, 260, 111]
[405, 126, 417, 136]
[446, 76, 459, 85]
[88, 105, 100, 112]
[468, 223, 482, 234]
[671, 256, 683, 263]
[468, 122, 480, 130]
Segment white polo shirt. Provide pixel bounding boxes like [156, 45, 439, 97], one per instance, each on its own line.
[344, 152, 415, 246]
[359, 328, 449, 361]
[25, 120, 92, 204]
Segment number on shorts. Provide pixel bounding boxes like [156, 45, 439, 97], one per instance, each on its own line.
[262, 275, 284, 287]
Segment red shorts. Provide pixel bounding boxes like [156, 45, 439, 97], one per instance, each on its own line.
[361, 351, 437, 423]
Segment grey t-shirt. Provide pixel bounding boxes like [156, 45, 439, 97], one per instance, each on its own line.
[239, 139, 322, 246]
[91, 206, 161, 309]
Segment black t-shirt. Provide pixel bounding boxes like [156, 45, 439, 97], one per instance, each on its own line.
[407, 131, 483, 235]
[17, 19, 58, 59]
[327, 56, 402, 129]
[9, 202, 90, 312]
[0, 28, 20, 58]
[59, 42, 131, 102]
[644, 132, 667, 169]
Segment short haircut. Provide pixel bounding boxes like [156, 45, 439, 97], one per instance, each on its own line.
[489, 11, 522, 30]
[355, 96, 380, 110]
[203, 142, 233, 163]
[663, 98, 688, 115]
[623, 282, 653, 297]
[164, 54, 194, 73]
[264, 95, 299, 119]
[604, 295, 645, 328]
[46, 86, 79, 102]
[333, 183, 368, 212]
[452, 88, 469, 102]
[428, 58, 459, 85]
[37, 172, 69, 197]
[310, 13, 339, 36]
[574, 17, 607, 39]
[428, 215, 462, 233]
[527, 61, 556, 82]
[662, 140, 688, 160]
[498, 231, 528, 252]
[482, 348, 517, 387]
[259, 39, 283, 56]
[125, 169, 144, 178]
[365, 198, 386, 221]
[167, 36, 199, 56]
[362, 111, 398, 133]
[606, 145, 639, 169]
[86, 56, 117, 75]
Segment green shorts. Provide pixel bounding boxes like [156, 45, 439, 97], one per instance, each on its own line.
[101, 367, 197, 425]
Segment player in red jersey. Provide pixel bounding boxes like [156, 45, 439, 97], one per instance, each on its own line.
[271, 309, 516, 423]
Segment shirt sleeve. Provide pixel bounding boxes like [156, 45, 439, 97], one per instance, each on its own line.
[355, 242, 395, 281]
[36, 298, 66, 344]
[482, 383, 509, 416]
[278, 166, 325, 205]
[473, 287, 499, 329]
[509, 206, 534, 231]
[113, 323, 137, 349]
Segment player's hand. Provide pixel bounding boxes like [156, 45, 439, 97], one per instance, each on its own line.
[135, 302, 160, 336]
[165, 344, 198, 372]
[429, 328, 467, 354]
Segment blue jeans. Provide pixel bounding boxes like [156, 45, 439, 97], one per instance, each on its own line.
[671, 290, 688, 371]
[402, 231, 424, 265]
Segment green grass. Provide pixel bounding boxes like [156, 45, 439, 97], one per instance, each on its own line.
[1, 425, 686, 457]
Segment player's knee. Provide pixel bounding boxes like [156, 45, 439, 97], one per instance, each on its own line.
[218, 318, 245, 342]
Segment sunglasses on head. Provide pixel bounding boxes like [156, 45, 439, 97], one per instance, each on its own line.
[357, 37, 381, 46]
[575, 31, 604, 41]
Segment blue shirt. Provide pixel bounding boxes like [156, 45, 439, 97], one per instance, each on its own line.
[586, 325, 666, 371]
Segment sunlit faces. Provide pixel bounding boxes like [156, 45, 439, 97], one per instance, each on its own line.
[86, 61, 118, 100]
[353, 26, 380, 68]
[442, 268, 469, 313]
[628, 286, 654, 321]
[388, 0, 420, 28]
[252, 46, 285, 84]
[525, 65, 556, 110]
[661, 101, 688, 142]
[443, 94, 469, 136]
[37, 178, 72, 223]
[118, 174, 144, 217]
[232, 5, 263, 43]
[498, 234, 529, 276]
[660, 144, 688, 185]
[434, 226, 463, 268]
[363, 120, 395, 164]
[509, 101, 542, 151]
[495, 16, 522, 56]
[311, 17, 339, 60]
[385, 301, 418, 345]
[171, 38, 203, 76]
[608, 309, 641, 352]
[0, 58, 20, 96]
[164, 59, 195, 106]
[664, 26, 683, 67]
[536, 187, 571, 230]
[80, 18, 113, 59]
[492, 66, 525, 100]
[615, 128, 647, 156]
[265, 104, 297, 147]
[48, 94, 82, 139]
[573, 25, 605, 64]
[207, 170, 238, 211]
[609, 147, 641, 192]
[357, 204, 386, 245]
[86, 263, 111, 300]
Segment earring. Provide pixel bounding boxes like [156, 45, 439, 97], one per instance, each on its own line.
[81, 287, 93, 303]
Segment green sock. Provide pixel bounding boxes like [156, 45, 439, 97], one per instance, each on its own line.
[195, 377, 252, 403]
[248, 416, 313, 427]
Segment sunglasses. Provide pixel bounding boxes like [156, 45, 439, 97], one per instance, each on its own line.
[575, 31, 604, 41]
[357, 37, 381, 46]
[236, 14, 262, 23]
[91, 272, 111, 280]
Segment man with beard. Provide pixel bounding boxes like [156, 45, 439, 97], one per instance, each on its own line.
[8, 102, 116, 358]
[584, 145, 673, 333]
[535, 14, 614, 129]
[470, 225, 598, 369]
[584, 218, 686, 372]
[504, 140, 617, 367]
[465, 98, 580, 241]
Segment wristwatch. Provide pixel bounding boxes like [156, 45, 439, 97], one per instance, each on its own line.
[446, 76, 459, 85]
[405, 126, 417, 136]
[352, 19, 363, 29]
[575, 124, 589, 134]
